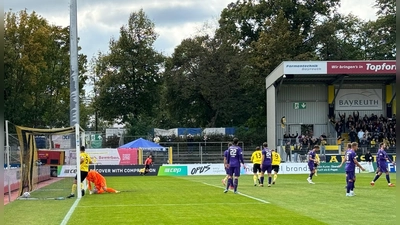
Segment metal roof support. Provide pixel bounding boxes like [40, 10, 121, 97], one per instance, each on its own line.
[331, 75, 346, 104]
[389, 92, 396, 104]
[276, 76, 284, 95]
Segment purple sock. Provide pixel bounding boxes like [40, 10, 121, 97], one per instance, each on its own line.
[226, 178, 232, 189]
[234, 179, 238, 191]
[309, 173, 314, 179]
[260, 177, 264, 184]
[268, 177, 272, 184]
[347, 181, 352, 193]
[386, 174, 391, 183]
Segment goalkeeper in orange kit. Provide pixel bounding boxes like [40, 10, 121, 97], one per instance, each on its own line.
[86, 170, 120, 194]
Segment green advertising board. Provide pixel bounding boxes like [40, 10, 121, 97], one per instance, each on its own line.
[158, 166, 188, 176]
[317, 162, 377, 174]
[317, 163, 345, 174]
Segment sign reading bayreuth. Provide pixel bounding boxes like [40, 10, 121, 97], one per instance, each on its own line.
[335, 89, 382, 110]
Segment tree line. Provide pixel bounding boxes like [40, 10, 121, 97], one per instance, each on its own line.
[4, 0, 395, 144]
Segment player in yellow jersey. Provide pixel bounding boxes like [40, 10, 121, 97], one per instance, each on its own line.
[250, 146, 262, 186]
[314, 152, 320, 176]
[67, 146, 92, 198]
[271, 149, 281, 184]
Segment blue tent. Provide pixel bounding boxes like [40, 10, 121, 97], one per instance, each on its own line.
[118, 138, 166, 151]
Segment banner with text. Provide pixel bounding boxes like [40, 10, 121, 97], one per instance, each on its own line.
[327, 61, 396, 74]
[65, 148, 138, 165]
[57, 164, 158, 177]
[283, 61, 327, 74]
[89, 164, 159, 176]
[325, 154, 396, 163]
[334, 89, 382, 111]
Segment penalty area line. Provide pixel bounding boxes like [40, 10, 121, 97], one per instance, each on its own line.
[202, 182, 270, 204]
[60, 198, 81, 225]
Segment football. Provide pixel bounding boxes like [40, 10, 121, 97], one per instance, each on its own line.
[22, 192, 30, 198]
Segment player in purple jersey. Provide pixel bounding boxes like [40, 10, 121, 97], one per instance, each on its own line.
[306, 145, 319, 184]
[342, 142, 365, 196]
[223, 138, 246, 194]
[260, 142, 272, 187]
[370, 143, 395, 187]
[222, 143, 234, 190]
[339, 143, 353, 188]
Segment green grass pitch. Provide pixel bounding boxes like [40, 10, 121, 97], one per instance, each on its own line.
[4, 173, 396, 225]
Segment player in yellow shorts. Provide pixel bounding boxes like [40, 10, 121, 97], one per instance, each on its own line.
[271, 149, 281, 184]
[250, 146, 262, 186]
[67, 146, 92, 198]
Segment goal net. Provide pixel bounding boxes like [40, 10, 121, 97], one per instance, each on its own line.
[13, 124, 84, 199]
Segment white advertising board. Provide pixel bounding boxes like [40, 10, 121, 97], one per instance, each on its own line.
[335, 89, 383, 110]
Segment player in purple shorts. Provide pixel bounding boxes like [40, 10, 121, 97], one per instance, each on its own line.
[306, 145, 319, 184]
[339, 143, 352, 188]
[370, 143, 395, 187]
[260, 142, 272, 187]
[342, 142, 365, 196]
[222, 143, 234, 189]
[223, 138, 246, 194]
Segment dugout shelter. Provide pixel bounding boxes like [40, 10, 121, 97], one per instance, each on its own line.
[265, 60, 396, 151]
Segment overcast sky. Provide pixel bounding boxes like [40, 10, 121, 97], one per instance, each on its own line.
[5, 0, 378, 59]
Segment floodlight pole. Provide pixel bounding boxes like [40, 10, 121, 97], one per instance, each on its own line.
[69, 0, 79, 127]
[70, 0, 81, 199]
[75, 123, 82, 199]
[6, 120, 11, 202]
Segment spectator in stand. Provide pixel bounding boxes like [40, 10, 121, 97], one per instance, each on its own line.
[353, 111, 360, 123]
[335, 121, 343, 137]
[349, 128, 357, 143]
[285, 141, 291, 162]
[363, 114, 369, 123]
[302, 136, 310, 150]
[290, 132, 298, 146]
[346, 115, 355, 131]
[283, 132, 290, 143]
[359, 135, 369, 154]
[339, 112, 346, 130]
[370, 138, 377, 149]
[310, 137, 318, 147]
[357, 129, 364, 143]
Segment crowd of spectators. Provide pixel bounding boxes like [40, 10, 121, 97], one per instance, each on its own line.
[329, 111, 396, 150]
[282, 112, 396, 154]
[283, 131, 328, 152]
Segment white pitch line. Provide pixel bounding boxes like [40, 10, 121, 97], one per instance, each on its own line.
[60, 198, 81, 225]
[202, 182, 270, 204]
[78, 202, 263, 208]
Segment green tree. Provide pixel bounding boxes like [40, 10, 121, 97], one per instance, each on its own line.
[363, 0, 396, 59]
[94, 9, 164, 134]
[313, 13, 367, 60]
[4, 10, 88, 128]
[217, 0, 340, 48]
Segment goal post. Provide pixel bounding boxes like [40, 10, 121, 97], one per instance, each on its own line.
[14, 124, 83, 197]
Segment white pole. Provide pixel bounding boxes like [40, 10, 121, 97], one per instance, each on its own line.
[75, 123, 81, 199]
[6, 120, 11, 202]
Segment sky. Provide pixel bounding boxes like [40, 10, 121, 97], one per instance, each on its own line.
[5, 0, 379, 59]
